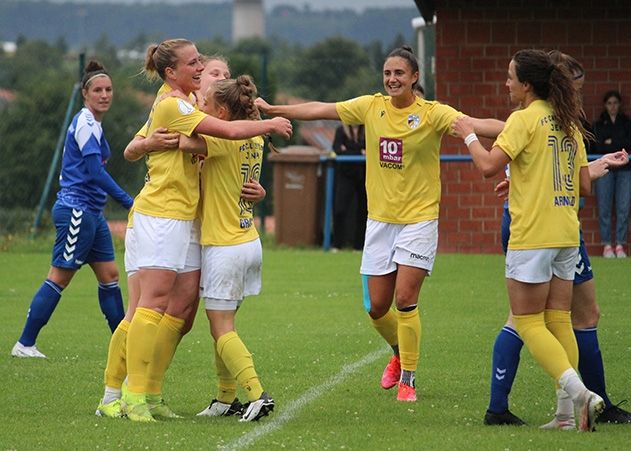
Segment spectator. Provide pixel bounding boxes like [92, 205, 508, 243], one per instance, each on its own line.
[593, 90, 631, 258]
[332, 124, 367, 250]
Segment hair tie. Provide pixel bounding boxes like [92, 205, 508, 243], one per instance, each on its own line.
[83, 72, 109, 89]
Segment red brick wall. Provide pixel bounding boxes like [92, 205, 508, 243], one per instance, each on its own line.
[434, 0, 631, 254]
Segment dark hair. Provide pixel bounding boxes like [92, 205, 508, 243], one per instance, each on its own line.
[209, 75, 260, 121]
[548, 50, 584, 80]
[386, 45, 420, 91]
[81, 60, 110, 89]
[513, 49, 586, 139]
[603, 90, 622, 104]
[144, 38, 194, 80]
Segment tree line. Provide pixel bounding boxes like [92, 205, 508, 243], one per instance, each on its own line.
[0, 34, 407, 233]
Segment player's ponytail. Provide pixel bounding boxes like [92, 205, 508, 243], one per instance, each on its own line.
[143, 38, 194, 81]
[513, 49, 587, 139]
[210, 75, 259, 121]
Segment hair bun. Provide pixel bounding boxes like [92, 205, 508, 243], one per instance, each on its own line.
[84, 60, 105, 74]
[401, 45, 414, 53]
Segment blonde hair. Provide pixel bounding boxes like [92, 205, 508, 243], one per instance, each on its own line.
[143, 38, 194, 80]
[208, 75, 260, 121]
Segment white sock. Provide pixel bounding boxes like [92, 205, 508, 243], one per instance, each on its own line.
[555, 388, 574, 419]
[558, 368, 587, 401]
[102, 386, 122, 404]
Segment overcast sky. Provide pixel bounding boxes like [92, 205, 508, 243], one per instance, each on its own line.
[45, 0, 417, 12]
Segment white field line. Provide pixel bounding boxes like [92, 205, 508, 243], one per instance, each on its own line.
[220, 347, 389, 450]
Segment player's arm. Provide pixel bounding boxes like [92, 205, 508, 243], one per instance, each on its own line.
[579, 166, 591, 196]
[194, 115, 292, 141]
[469, 117, 505, 139]
[179, 134, 208, 155]
[124, 128, 180, 161]
[85, 154, 133, 209]
[453, 116, 510, 177]
[255, 98, 341, 121]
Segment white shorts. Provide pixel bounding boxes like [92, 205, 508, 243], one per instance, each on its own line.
[360, 219, 438, 276]
[134, 212, 201, 273]
[505, 247, 578, 283]
[201, 238, 262, 311]
[124, 227, 138, 276]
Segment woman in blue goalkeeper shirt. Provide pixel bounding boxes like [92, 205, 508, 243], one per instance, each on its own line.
[11, 60, 133, 358]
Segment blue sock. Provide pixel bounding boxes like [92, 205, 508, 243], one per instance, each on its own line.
[98, 281, 125, 333]
[488, 326, 523, 414]
[575, 327, 612, 407]
[18, 280, 63, 346]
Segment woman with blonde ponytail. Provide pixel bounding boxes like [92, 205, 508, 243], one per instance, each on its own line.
[122, 39, 290, 422]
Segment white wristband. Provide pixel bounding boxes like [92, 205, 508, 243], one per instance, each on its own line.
[464, 133, 479, 147]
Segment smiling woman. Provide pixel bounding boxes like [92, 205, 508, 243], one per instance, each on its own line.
[255, 44, 504, 404]
[120, 38, 292, 423]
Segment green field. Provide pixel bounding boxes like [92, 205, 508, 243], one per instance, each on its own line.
[1, 244, 630, 450]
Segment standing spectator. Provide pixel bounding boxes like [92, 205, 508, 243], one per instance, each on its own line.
[593, 90, 631, 258]
[332, 124, 367, 250]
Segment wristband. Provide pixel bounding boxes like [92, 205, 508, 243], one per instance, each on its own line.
[464, 133, 479, 146]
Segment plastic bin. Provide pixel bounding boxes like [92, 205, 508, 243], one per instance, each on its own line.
[268, 146, 329, 246]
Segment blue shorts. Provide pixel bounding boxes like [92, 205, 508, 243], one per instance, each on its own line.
[501, 207, 593, 285]
[51, 201, 115, 270]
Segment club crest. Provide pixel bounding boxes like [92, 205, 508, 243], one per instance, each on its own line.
[407, 114, 420, 129]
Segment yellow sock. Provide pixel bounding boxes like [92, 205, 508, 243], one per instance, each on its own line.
[146, 313, 185, 395]
[104, 319, 129, 388]
[513, 312, 572, 380]
[216, 331, 263, 402]
[371, 309, 398, 347]
[126, 307, 163, 395]
[544, 309, 578, 369]
[215, 342, 237, 403]
[396, 307, 421, 372]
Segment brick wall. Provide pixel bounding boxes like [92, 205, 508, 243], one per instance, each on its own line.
[434, 0, 631, 254]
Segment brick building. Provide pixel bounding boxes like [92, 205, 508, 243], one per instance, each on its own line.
[415, 0, 631, 254]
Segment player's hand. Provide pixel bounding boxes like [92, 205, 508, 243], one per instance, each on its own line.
[146, 127, 180, 151]
[601, 149, 629, 168]
[255, 97, 272, 115]
[588, 158, 609, 180]
[494, 178, 510, 200]
[268, 117, 292, 140]
[241, 178, 266, 203]
[452, 116, 475, 139]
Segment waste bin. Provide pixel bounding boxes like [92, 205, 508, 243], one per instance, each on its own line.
[268, 146, 329, 246]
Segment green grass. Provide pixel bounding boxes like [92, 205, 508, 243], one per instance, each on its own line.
[1, 247, 630, 450]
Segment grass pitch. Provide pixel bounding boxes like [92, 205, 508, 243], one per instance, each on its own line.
[1, 242, 630, 450]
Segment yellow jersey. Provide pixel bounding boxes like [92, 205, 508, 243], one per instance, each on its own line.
[199, 135, 264, 245]
[133, 83, 207, 220]
[495, 99, 588, 249]
[336, 94, 461, 223]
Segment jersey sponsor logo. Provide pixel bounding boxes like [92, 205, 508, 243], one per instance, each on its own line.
[240, 218, 253, 229]
[379, 137, 403, 168]
[177, 99, 195, 115]
[407, 114, 420, 129]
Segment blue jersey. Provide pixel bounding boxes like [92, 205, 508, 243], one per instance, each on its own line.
[57, 108, 111, 213]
